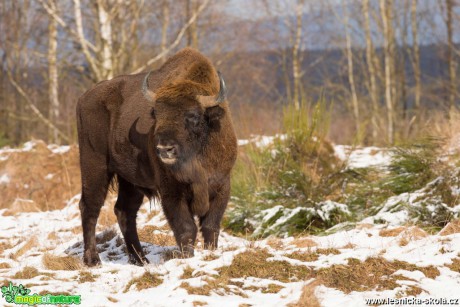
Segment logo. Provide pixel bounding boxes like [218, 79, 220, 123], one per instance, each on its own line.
[1, 282, 81, 305]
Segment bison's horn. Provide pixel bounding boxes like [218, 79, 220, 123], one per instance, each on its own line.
[215, 71, 227, 103]
[197, 71, 227, 108]
[142, 71, 156, 104]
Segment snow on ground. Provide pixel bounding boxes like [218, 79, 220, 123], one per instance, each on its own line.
[0, 195, 459, 306]
[0, 139, 459, 306]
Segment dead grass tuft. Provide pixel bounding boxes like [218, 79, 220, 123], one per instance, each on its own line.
[96, 227, 118, 245]
[9, 237, 37, 260]
[138, 225, 175, 246]
[42, 253, 82, 271]
[12, 266, 41, 279]
[266, 238, 284, 249]
[107, 297, 118, 303]
[287, 248, 340, 262]
[0, 262, 11, 269]
[0, 241, 13, 254]
[98, 203, 117, 227]
[289, 281, 321, 307]
[379, 226, 406, 237]
[261, 284, 284, 293]
[316, 257, 439, 293]
[291, 237, 317, 248]
[202, 253, 219, 261]
[181, 265, 194, 279]
[218, 249, 312, 283]
[447, 258, 460, 273]
[78, 271, 98, 283]
[439, 219, 460, 236]
[124, 271, 163, 292]
[193, 301, 207, 306]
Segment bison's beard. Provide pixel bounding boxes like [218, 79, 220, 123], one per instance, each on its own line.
[171, 158, 209, 217]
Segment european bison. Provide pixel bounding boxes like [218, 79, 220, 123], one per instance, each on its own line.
[76, 48, 237, 266]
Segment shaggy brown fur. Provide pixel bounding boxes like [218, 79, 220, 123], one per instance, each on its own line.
[76, 48, 237, 266]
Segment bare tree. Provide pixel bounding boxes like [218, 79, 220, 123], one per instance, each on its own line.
[47, 0, 59, 143]
[362, 0, 380, 142]
[380, 0, 395, 144]
[343, 1, 360, 139]
[292, 0, 305, 110]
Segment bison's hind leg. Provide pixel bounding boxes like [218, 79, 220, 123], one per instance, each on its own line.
[79, 169, 113, 267]
[114, 176, 148, 266]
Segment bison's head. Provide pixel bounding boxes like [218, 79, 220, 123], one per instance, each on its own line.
[140, 68, 227, 167]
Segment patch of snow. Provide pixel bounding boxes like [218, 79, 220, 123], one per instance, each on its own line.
[48, 144, 71, 154]
[0, 173, 10, 184]
[334, 145, 392, 169]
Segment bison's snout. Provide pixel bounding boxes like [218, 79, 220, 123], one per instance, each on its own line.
[156, 144, 178, 164]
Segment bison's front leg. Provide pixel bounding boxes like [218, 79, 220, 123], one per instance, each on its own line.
[161, 193, 197, 259]
[114, 177, 148, 266]
[200, 178, 231, 249]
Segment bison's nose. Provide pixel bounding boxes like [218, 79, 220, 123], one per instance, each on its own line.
[156, 144, 178, 164]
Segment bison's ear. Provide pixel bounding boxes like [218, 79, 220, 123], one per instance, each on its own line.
[205, 106, 225, 131]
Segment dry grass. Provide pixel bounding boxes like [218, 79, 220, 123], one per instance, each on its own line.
[193, 301, 207, 306]
[261, 284, 284, 293]
[98, 203, 118, 227]
[0, 262, 11, 269]
[78, 271, 98, 283]
[181, 265, 195, 279]
[96, 227, 118, 245]
[9, 236, 37, 260]
[47, 232, 58, 240]
[287, 248, 340, 262]
[316, 257, 439, 294]
[379, 226, 406, 237]
[138, 225, 175, 246]
[447, 257, 460, 273]
[439, 219, 460, 236]
[202, 253, 219, 261]
[0, 141, 81, 211]
[42, 253, 82, 271]
[11, 266, 48, 279]
[289, 281, 321, 307]
[124, 271, 163, 292]
[290, 237, 317, 248]
[107, 297, 118, 303]
[218, 249, 312, 283]
[0, 241, 13, 254]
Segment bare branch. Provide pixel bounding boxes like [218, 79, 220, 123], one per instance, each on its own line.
[5, 68, 71, 143]
[131, 0, 211, 74]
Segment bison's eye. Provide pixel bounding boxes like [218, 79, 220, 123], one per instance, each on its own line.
[150, 108, 156, 120]
[185, 111, 201, 127]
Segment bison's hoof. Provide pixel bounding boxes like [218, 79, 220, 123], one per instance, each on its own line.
[83, 252, 101, 267]
[128, 254, 150, 266]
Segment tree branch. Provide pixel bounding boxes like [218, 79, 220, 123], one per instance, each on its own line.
[131, 0, 211, 74]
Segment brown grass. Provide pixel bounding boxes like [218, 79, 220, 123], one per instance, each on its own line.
[0, 141, 81, 211]
[287, 248, 340, 262]
[96, 227, 118, 245]
[138, 225, 175, 246]
[289, 281, 321, 307]
[0, 241, 13, 254]
[107, 297, 118, 303]
[9, 237, 37, 260]
[0, 262, 11, 269]
[12, 266, 42, 279]
[42, 253, 82, 271]
[78, 271, 98, 283]
[124, 271, 163, 292]
[181, 265, 195, 279]
[193, 301, 207, 306]
[202, 253, 219, 261]
[316, 257, 439, 294]
[439, 219, 460, 236]
[447, 258, 460, 273]
[379, 226, 406, 237]
[98, 203, 118, 227]
[218, 249, 312, 283]
[261, 284, 284, 293]
[290, 238, 317, 248]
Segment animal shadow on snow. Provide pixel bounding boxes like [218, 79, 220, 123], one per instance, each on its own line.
[64, 229, 177, 265]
